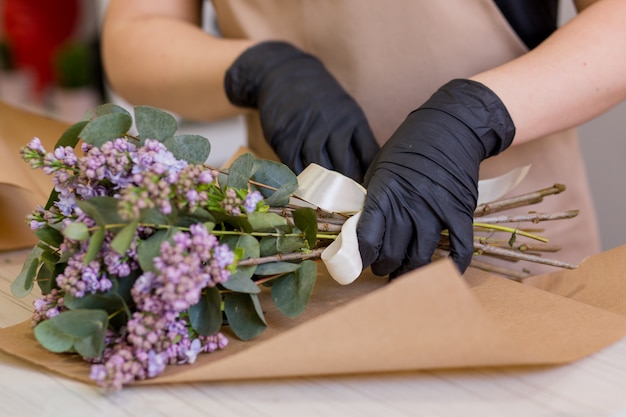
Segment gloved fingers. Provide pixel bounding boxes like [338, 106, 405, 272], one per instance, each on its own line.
[351, 123, 380, 180]
[324, 123, 368, 182]
[387, 208, 443, 279]
[356, 193, 389, 269]
[367, 200, 417, 277]
[445, 213, 475, 274]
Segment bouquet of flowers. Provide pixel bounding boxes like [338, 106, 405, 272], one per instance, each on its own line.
[13, 104, 340, 391]
[11, 104, 577, 391]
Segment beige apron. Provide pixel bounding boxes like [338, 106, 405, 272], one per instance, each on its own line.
[211, 0, 600, 273]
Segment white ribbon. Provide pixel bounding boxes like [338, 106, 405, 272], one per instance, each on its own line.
[293, 164, 530, 285]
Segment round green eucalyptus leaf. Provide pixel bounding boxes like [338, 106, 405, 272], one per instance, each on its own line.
[137, 229, 171, 272]
[251, 159, 298, 206]
[221, 266, 260, 294]
[134, 105, 178, 143]
[93, 103, 131, 117]
[80, 112, 133, 147]
[188, 286, 222, 336]
[224, 292, 266, 341]
[62, 222, 89, 241]
[246, 212, 289, 232]
[34, 309, 109, 358]
[10, 246, 43, 298]
[164, 134, 211, 164]
[227, 153, 254, 190]
[254, 262, 300, 276]
[271, 260, 317, 318]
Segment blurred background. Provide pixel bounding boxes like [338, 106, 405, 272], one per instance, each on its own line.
[0, 0, 624, 252]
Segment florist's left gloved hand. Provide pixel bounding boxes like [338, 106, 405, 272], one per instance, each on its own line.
[357, 79, 516, 278]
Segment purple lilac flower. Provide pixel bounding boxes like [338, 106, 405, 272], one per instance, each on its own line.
[244, 190, 263, 213]
[131, 139, 187, 176]
[30, 289, 66, 327]
[221, 188, 242, 216]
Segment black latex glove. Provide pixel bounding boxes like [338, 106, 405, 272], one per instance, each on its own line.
[224, 41, 379, 182]
[357, 79, 515, 278]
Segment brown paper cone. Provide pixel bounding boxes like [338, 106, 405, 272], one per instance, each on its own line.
[2, 249, 626, 386]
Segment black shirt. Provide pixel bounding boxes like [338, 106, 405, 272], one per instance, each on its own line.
[494, 0, 559, 49]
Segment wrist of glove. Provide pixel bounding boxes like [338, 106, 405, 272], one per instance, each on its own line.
[357, 79, 515, 278]
[224, 41, 379, 182]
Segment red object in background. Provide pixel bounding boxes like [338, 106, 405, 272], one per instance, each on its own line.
[1, 0, 80, 96]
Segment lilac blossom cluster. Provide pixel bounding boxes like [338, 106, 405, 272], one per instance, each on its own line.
[89, 223, 234, 390]
[222, 188, 264, 216]
[20, 136, 258, 390]
[31, 289, 66, 326]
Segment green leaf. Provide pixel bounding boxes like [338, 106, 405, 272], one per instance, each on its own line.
[34, 309, 109, 358]
[188, 286, 223, 336]
[251, 159, 298, 206]
[77, 197, 126, 226]
[79, 112, 133, 147]
[263, 181, 298, 207]
[34, 226, 64, 248]
[174, 208, 215, 228]
[43, 120, 88, 210]
[254, 262, 300, 276]
[11, 246, 43, 298]
[138, 207, 168, 225]
[55, 120, 89, 148]
[64, 291, 131, 330]
[292, 207, 318, 248]
[271, 260, 317, 318]
[224, 293, 266, 341]
[137, 229, 171, 272]
[111, 219, 139, 254]
[221, 266, 260, 293]
[134, 105, 178, 143]
[93, 103, 131, 117]
[164, 134, 211, 164]
[222, 234, 260, 259]
[227, 153, 254, 190]
[62, 222, 89, 241]
[36, 262, 54, 295]
[247, 212, 289, 232]
[39, 247, 59, 269]
[84, 226, 105, 264]
[259, 235, 307, 256]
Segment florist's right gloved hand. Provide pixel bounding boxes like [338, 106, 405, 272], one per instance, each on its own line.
[224, 41, 379, 182]
[357, 79, 516, 278]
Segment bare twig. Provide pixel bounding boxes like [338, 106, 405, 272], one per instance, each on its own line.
[237, 247, 326, 267]
[473, 241, 577, 269]
[474, 184, 566, 216]
[474, 210, 579, 224]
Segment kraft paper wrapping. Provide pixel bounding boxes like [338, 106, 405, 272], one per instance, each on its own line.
[0, 101, 68, 250]
[2, 101, 626, 386]
[3, 250, 626, 386]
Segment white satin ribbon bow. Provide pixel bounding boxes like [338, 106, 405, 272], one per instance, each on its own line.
[293, 164, 530, 285]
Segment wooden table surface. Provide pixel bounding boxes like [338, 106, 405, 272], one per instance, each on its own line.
[2, 249, 626, 417]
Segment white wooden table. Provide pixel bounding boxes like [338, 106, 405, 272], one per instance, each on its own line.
[2, 249, 626, 417]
